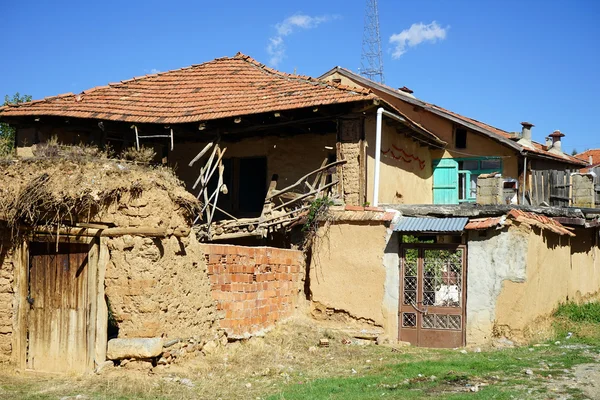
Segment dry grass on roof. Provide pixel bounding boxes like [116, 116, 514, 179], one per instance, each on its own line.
[0, 142, 200, 233]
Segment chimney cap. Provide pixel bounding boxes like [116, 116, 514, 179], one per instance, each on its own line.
[399, 86, 414, 94]
[549, 130, 565, 138]
[521, 122, 534, 128]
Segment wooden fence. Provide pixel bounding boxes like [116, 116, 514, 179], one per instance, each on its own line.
[530, 170, 573, 207]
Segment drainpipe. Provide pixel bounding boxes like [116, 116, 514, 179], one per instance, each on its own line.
[522, 156, 527, 205]
[374, 108, 383, 207]
[373, 107, 406, 207]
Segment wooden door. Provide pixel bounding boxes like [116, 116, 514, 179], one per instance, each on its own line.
[27, 241, 92, 373]
[399, 245, 466, 348]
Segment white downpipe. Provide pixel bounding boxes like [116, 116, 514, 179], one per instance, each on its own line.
[373, 107, 406, 207]
[373, 108, 384, 207]
[522, 156, 528, 205]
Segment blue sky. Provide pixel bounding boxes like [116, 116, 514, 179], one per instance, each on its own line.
[1, 0, 599, 153]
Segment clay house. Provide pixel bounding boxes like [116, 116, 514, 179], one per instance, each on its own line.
[0, 51, 598, 372]
[307, 67, 600, 348]
[0, 52, 453, 372]
[319, 67, 587, 205]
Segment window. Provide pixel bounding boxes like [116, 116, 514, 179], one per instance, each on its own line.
[433, 158, 502, 204]
[455, 128, 467, 149]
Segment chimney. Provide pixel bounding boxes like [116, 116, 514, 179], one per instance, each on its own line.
[549, 130, 565, 153]
[545, 137, 552, 148]
[590, 155, 594, 165]
[399, 86, 414, 94]
[520, 122, 534, 141]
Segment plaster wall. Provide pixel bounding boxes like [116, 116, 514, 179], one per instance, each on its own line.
[364, 116, 433, 204]
[466, 228, 529, 344]
[309, 223, 389, 328]
[324, 72, 520, 181]
[468, 225, 600, 344]
[169, 133, 337, 194]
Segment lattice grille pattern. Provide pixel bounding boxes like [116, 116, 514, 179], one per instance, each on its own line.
[422, 314, 462, 330]
[423, 249, 463, 307]
[402, 312, 416, 328]
[403, 249, 418, 305]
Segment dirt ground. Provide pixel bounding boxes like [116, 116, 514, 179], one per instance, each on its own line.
[0, 317, 599, 399]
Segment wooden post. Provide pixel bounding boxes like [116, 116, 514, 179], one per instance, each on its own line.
[12, 241, 28, 369]
[94, 238, 109, 366]
[87, 240, 99, 370]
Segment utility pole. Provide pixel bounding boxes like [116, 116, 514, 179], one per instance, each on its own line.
[360, 0, 385, 83]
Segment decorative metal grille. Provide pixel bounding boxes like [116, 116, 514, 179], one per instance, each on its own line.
[403, 249, 418, 305]
[402, 312, 416, 327]
[422, 249, 463, 307]
[421, 313, 461, 330]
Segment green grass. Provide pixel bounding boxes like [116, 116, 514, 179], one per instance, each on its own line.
[555, 301, 600, 323]
[266, 342, 598, 399]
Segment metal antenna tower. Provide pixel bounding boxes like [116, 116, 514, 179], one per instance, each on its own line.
[360, 0, 385, 83]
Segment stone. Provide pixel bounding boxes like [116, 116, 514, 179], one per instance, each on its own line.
[180, 378, 195, 388]
[94, 360, 115, 374]
[107, 338, 163, 360]
[525, 369, 534, 376]
[202, 340, 218, 355]
[123, 359, 153, 370]
[376, 335, 390, 346]
[157, 357, 168, 365]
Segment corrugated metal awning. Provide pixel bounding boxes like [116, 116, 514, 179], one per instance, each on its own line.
[393, 217, 469, 233]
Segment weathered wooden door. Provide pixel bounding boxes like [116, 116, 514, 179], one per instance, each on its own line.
[399, 245, 466, 348]
[27, 241, 93, 373]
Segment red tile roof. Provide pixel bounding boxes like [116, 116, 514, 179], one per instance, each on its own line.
[320, 67, 587, 167]
[575, 149, 600, 172]
[0, 53, 377, 125]
[464, 209, 574, 236]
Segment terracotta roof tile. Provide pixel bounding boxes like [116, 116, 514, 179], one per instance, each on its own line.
[0, 53, 376, 125]
[465, 210, 574, 236]
[321, 67, 586, 167]
[575, 149, 600, 172]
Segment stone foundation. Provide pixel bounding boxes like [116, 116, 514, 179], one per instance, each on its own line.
[0, 237, 15, 363]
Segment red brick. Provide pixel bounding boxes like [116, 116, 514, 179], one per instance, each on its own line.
[344, 205, 365, 211]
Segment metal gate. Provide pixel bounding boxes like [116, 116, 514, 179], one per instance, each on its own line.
[399, 245, 466, 348]
[27, 241, 93, 372]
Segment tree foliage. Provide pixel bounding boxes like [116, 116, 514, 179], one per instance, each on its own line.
[0, 93, 32, 156]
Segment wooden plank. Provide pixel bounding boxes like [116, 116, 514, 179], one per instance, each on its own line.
[94, 238, 109, 366]
[12, 241, 28, 369]
[87, 240, 98, 370]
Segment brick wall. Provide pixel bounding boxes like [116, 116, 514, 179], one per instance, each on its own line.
[201, 244, 304, 339]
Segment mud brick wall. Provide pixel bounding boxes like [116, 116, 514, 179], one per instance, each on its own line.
[201, 244, 304, 339]
[105, 234, 216, 339]
[0, 237, 15, 363]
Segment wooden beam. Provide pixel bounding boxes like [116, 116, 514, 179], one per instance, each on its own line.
[94, 238, 109, 366]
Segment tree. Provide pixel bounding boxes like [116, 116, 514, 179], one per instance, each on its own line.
[0, 92, 32, 156]
[571, 148, 579, 156]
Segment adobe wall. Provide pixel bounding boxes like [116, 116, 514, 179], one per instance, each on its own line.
[169, 133, 337, 194]
[0, 234, 15, 363]
[309, 222, 399, 338]
[467, 225, 600, 345]
[324, 72, 520, 181]
[105, 234, 216, 339]
[201, 244, 304, 339]
[364, 116, 433, 204]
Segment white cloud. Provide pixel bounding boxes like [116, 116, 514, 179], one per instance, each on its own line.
[267, 14, 337, 67]
[150, 68, 160, 74]
[389, 21, 448, 59]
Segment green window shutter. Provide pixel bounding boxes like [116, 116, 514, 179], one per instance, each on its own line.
[433, 159, 459, 204]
